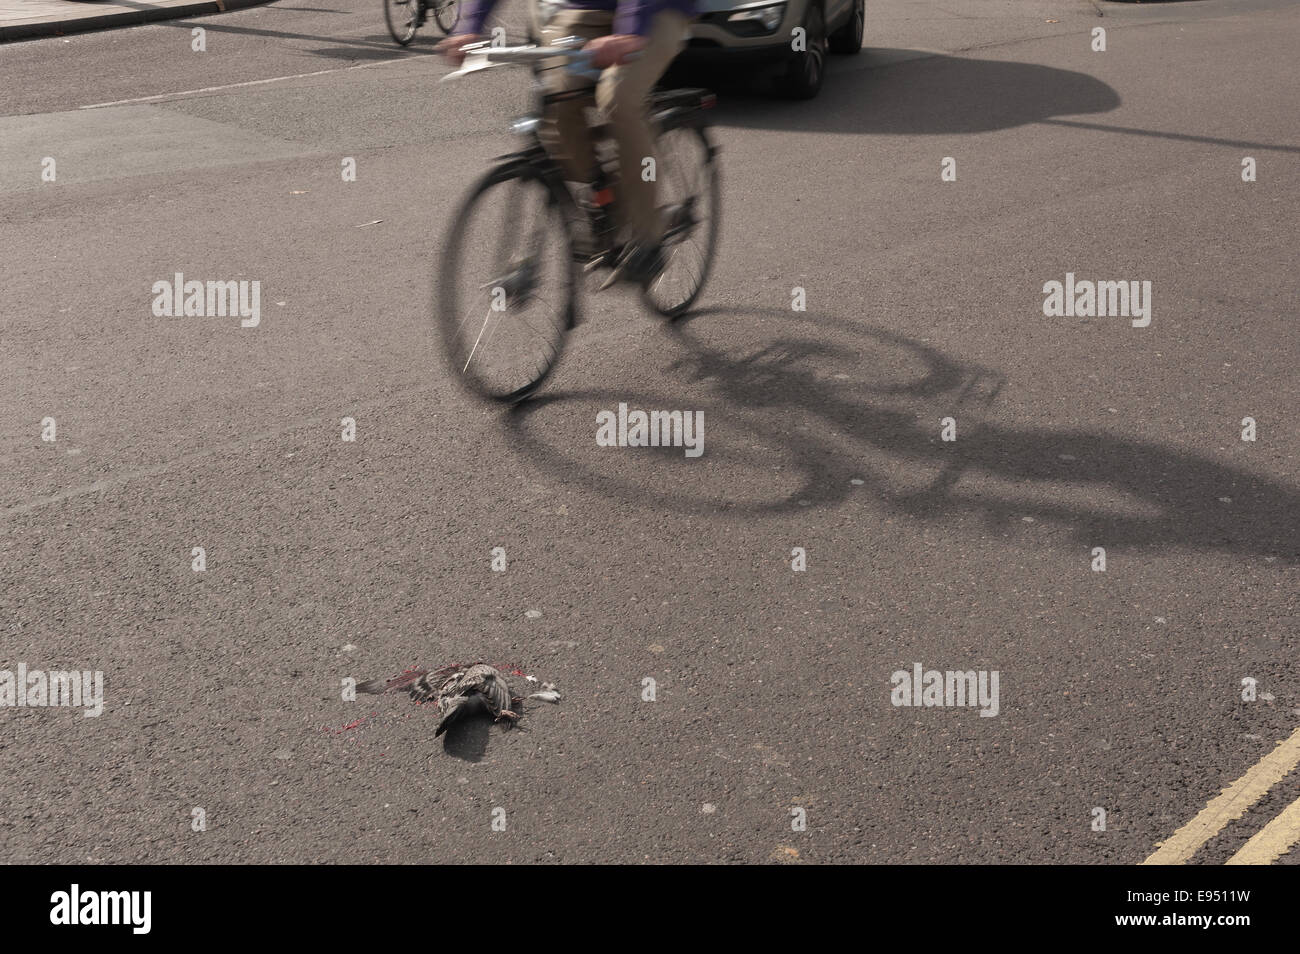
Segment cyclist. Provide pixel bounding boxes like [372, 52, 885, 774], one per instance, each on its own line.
[437, 0, 698, 288]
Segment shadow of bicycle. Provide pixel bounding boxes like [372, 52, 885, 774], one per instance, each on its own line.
[502, 306, 1298, 564]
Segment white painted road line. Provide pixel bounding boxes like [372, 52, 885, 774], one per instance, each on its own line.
[78, 58, 419, 110]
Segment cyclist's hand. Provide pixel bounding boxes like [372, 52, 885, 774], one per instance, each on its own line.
[437, 33, 483, 66]
[584, 34, 647, 69]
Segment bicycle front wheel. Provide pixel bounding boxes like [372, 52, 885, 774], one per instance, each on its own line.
[437, 161, 577, 404]
[384, 0, 419, 45]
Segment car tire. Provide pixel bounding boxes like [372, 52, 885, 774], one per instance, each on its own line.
[778, 4, 827, 99]
[828, 0, 864, 55]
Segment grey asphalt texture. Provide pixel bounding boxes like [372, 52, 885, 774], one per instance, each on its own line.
[0, 0, 273, 43]
[1, 0, 1298, 864]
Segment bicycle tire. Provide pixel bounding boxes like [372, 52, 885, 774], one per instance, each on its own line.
[432, 0, 460, 34]
[437, 159, 578, 404]
[384, 0, 419, 46]
[641, 121, 721, 319]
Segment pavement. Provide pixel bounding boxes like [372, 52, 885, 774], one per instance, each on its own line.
[1, 0, 1299, 865]
[0, 0, 272, 42]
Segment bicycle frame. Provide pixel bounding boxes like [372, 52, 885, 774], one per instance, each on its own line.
[437, 41, 719, 383]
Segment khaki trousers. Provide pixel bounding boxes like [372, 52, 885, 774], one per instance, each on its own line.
[536, 8, 689, 244]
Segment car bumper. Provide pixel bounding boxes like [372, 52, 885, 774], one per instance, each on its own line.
[676, 37, 792, 65]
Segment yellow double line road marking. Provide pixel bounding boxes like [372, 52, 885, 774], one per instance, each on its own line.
[1226, 795, 1300, 865]
[1144, 725, 1300, 865]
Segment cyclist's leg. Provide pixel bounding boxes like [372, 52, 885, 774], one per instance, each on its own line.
[595, 11, 689, 249]
[537, 10, 613, 187]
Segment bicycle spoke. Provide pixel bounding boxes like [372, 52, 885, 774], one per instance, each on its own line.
[491, 189, 521, 275]
[462, 307, 497, 373]
[666, 149, 694, 202]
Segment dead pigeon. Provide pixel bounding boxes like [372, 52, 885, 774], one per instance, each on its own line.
[358, 663, 524, 735]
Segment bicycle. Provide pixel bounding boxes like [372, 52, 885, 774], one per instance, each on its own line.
[436, 40, 722, 403]
[384, 0, 459, 46]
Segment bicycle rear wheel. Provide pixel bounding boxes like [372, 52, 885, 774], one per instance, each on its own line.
[432, 0, 460, 34]
[641, 122, 721, 318]
[384, 0, 419, 45]
[438, 161, 577, 403]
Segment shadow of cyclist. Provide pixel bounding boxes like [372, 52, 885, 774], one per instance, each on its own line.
[503, 306, 1299, 564]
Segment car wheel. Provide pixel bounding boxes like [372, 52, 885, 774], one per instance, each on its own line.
[828, 0, 864, 55]
[779, 4, 827, 99]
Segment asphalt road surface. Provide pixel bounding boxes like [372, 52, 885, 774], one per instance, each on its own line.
[2, 0, 1298, 865]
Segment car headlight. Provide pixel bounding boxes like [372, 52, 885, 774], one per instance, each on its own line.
[727, 2, 785, 33]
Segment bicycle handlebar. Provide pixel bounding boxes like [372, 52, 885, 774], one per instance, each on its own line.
[440, 39, 640, 83]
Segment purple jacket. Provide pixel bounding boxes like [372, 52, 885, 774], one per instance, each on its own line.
[461, 0, 698, 39]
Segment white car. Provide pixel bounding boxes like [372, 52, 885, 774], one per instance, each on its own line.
[681, 0, 864, 98]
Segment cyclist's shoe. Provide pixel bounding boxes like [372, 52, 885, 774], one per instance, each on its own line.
[598, 240, 666, 291]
